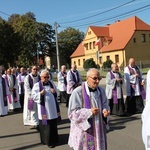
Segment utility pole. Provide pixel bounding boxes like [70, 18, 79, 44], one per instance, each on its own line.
[54, 22, 60, 72]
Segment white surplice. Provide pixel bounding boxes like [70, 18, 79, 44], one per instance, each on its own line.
[68, 81, 109, 150]
[32, 82, 58, 120]
[23, 74, 40, 126]
[5, 75, 21, 110]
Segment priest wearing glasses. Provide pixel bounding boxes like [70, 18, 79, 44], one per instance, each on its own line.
[23, 65, 41, 127]
[68, 68, 110, 150]
[32, 70, 59, 148]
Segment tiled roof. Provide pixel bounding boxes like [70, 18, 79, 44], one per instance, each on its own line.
[101, 16, 150, 52]
[71, 16, 150, 57]
[70, 43, 84, 58]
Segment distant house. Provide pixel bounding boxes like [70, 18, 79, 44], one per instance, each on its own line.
[71, 16, 150, 70]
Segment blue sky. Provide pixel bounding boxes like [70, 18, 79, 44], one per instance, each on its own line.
[0, 0, 150, 33]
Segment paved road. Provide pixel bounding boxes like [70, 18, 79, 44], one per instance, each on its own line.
[0, 77, 146, 150]
[0, 103, 145, 150]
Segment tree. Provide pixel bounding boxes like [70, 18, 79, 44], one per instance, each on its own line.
[7, 12, 55, 68]
[103, 59, 113, 70]
[83, 58, 97, 71]
[58, 27, 84, 67]
[0, 18, 21, 68]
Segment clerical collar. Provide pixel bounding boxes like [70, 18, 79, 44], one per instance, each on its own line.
[43, 82, 49, 86]
[88, 87, 97, 92]
[32, 74, 37, 77]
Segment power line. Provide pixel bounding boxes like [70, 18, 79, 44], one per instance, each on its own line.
[60, 4, 150, 28]
[0, 11, 10, 17]
[59, 0, 136, 24]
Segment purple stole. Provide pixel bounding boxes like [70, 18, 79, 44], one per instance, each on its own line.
[61, 72, 67, 86]
[82, 84, 105, 150]
[70, 70, 79, 84]
[38, 81, 61, 125]
[5, 75, 17, 103]
[19, 73, 26, 94]
[128, 66, 146, 99]
[2, 78, 7, 106]
[39, 81, 47, 125]
[110, 71, 118, 104]
[28, 74, 41, 89]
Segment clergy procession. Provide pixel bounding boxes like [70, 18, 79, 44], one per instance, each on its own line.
[0, 57, 149, 149]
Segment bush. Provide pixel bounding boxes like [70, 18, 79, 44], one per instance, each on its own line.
[103, 59, 113, 69]
[83, 58, 97, 71]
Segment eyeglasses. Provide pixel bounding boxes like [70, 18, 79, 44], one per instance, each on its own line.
[89, 76, 101, 81]
[43, 76, 49, 79]
[33, 68, 38, 70]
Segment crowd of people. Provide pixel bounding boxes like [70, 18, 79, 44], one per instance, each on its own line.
[0, 57, 149, 149]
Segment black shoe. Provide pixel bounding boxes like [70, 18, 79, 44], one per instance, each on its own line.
[49, 145, 55, 148]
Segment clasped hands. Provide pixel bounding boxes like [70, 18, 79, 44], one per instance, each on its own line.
[40, 88, 56, 95]
[91, 108, 110, 117]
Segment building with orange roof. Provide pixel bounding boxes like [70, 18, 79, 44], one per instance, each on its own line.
[71, 16, 150, 70]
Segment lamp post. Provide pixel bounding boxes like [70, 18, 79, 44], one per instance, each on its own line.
[54, 22, 60, 72]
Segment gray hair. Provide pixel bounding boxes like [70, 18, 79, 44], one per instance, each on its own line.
[87, 68, 99, 77]
[40, 69, 49, 76]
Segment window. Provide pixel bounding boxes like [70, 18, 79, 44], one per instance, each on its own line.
[133, 38, 136, 43]
[141, 34, 146, 42]
[89, 42, 92, 49]
[115, 55, 119, 63]
[74, 61, 76, 65]
[99, 57, 102, 64]
[106, 56, 110, 60]
[78, 59, 80, 66]
[93, 41, 95, 49]
[83, 59, 85, 64]
[85, 43, 88, 50]
[88, 31, 91, 35]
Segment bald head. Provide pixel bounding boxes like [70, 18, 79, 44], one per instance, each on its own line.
[71, 64, 77, 71]
[111, 63, 119, 72]
[129, 58, 135, 67]
[87, 68, 100, 77]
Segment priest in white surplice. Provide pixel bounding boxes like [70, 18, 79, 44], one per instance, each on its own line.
[106, 63, 125, 116]
[5, 68, 21, 111]
[124, 58, 145, 114]
[0, 67, 10, 116]
[57, 65, 67, 103]
[32, 70, 58, 148]
[68, 68, 110, 150]
[66, 64, 82, 107]
[23, 65, 40, 126]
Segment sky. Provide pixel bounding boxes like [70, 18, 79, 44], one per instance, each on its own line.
[0, 0, 150, 33]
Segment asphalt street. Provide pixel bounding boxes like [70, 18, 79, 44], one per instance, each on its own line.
[0, 77, 146, 150]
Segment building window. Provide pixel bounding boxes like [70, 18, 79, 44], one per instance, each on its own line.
[85, 43, 88, 50]
[106, 56, 110, 60]
[88, 31, 91, 35]
[74, 61, 76, 65]
[99, 57, 102, 64]
[78, 59, 80, 66]
[133, 38, 136, 43]
[89, 42, 92, 49]
[93, 41, 95, 49]
[83, 59, 85, 64]
[115, 55, 119, 63]
[141, 34, 146, 42]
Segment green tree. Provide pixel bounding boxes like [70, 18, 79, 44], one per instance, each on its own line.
[0, 18, 21, 68]
[7, 12, 55, 68]
[83, 58, 97, 71]
[103, 59, 113, 70]
[58, 27, 84, 67]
